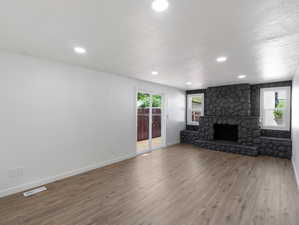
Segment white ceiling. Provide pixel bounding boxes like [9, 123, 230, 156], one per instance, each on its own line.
[1, 0, 299, 90]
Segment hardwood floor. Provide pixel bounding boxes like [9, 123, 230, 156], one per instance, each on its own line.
[137, 137, 163, 153]
[1, 144, 299, 225]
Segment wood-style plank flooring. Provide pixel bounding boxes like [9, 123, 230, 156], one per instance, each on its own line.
[1, 144, 299, 225]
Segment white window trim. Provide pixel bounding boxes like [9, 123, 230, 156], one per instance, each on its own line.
[260, 86, 291, 131]
[187, 93, 204, 125]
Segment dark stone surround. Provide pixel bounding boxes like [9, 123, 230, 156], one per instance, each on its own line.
[182, 81, 292, 159]
[198, 116, 260, 146]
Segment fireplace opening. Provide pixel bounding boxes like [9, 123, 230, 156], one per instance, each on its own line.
[214, 124, 238, 142]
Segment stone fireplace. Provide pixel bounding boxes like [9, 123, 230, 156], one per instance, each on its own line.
[181, 82, 292, 159]
[194, 84, 260, 156]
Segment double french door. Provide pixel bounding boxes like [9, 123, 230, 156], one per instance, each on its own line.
[136, 91, 165, 154]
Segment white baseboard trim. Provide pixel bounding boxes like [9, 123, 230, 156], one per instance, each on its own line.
[0, 152, 137, 198]
[292, 159, 299, 191]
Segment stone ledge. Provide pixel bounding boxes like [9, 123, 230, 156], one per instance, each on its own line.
[194, 140, 258, 157]
[258, 136, 292, 159]
[181, 129, 199, 134]
[202, 116, 260, 119]
[259, 136, 292, 143]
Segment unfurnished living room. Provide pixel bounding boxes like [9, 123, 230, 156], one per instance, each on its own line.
[1, 0, 299, 225]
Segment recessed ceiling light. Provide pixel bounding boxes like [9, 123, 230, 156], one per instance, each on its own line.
[152, 0, 169, 12]
[216, 56, 227, 63]
[186, 82, 192, 86]
[238, 74, 247, 79]
[152, 71, 159, 75]
[74, 46, 87, 54]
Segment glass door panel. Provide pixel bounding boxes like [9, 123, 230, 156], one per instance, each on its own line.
[151, 95, 163, 149]
[137, 92, 150, 153]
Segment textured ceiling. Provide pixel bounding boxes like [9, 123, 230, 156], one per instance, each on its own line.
[1, 0, 299, 89]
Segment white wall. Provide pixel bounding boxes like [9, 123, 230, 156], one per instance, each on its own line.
[292, 66, 299, 189]
[0, 51, 185, 197]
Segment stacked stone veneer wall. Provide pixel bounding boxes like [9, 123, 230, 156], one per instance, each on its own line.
[205, 84, 251, 117]
[186, 125, 199, 131]
[180, 130, 199, 144]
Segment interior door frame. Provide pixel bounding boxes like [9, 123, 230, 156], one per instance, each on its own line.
[135, 88, 166, 154]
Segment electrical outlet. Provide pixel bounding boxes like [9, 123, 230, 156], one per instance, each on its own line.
[8, 167, 23, 179]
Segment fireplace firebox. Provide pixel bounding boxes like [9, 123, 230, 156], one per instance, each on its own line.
[214, 124, 238, 142]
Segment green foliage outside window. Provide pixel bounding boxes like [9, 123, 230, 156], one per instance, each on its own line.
[137, 93, 161, 108]
[192, 97, 202, 104]
[276, 99, 285, 108]
[152, 95, 162, 107]
[273, 99, 285, 120]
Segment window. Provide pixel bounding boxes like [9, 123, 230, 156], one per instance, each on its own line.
[260, 87, 291, 130]
[187, 93, 204, 125]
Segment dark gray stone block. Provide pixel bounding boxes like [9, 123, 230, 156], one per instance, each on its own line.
[180, 130, 199, 145]
[195, 140, 258, 156]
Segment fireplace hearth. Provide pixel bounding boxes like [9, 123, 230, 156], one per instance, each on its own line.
[214, 124, 238, 142]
